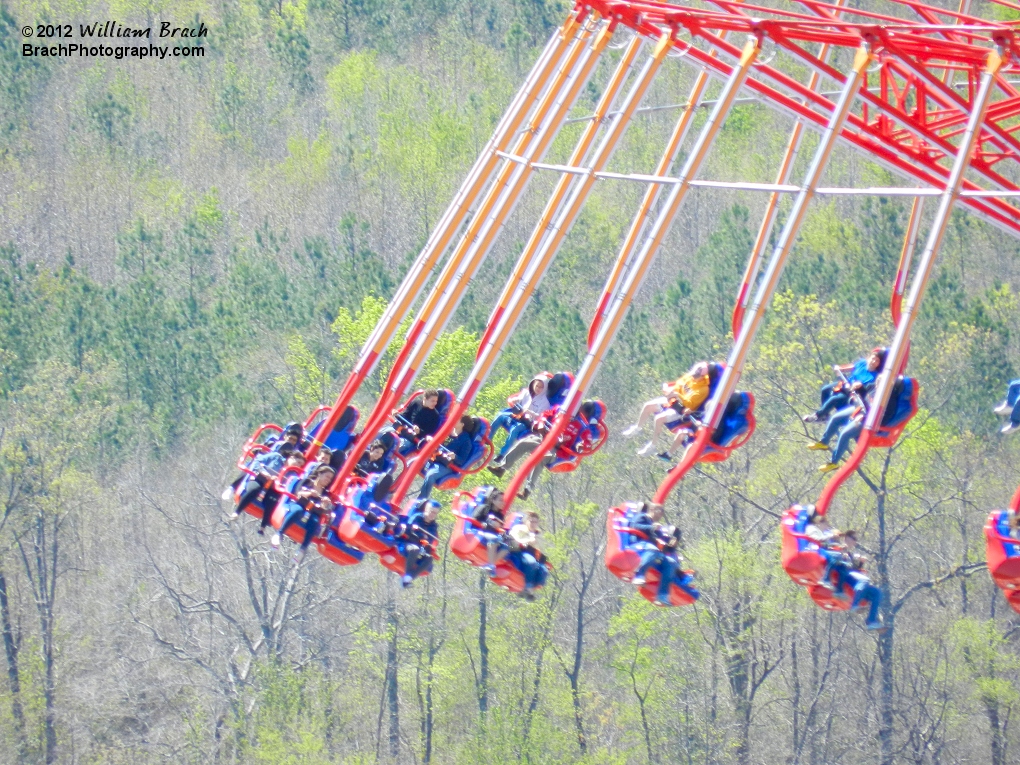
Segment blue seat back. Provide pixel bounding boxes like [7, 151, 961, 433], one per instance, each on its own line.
[436, 389, 455, 422]
[462, 418, 490, 469]
[791, 507, 818, 554]
[546, 373, 574, 408]
[996, 511, 1020, 557]
[881, 377, 916, 428]
[712, 392, 752, 447]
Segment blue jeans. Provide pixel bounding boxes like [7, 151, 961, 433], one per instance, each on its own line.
[833, 420, 863, 462]
[417, 463, 456, 499]
[398, 438, 418, 457]
[492, 411, 531, 460]
[1008, 380, 1020, 425]
[279, 504, 322, 550]
[849, 574, 882, 626]
[817, 382, 850, 419]
[636, 549, 678, 602]
[509, 550, 548, 588]
[399, 541, 433, 579]
[819, 405, 855, 445]
[819, 549, 849, 591]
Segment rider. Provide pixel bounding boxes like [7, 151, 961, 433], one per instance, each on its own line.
[815, 376, 908, 473]
[507, 510, 549, 600]
[395, 390, 442, 456]
[487, 400, 601, 501]
[623, 361, 722, 458]
[994, 380, 1020, 434]
[840, 532, 885, 630]
[233, 445, 308, 536]
[804, 348, 887, 426]
[356, 440, 390, 477]
[632, 521, 685, 607]
[222, 422, 307, 501]
[472, 488, 509, 576]
[394, 499, 441, 587]
[490, 374, 551, 465]
[416, 415, 478, 499]
[272, 464, 336, 560]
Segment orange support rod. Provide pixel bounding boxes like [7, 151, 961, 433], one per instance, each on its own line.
[891, 196, 924, 327]
[502, 35, 762, 513]
[303, 13, 581, 462]
[378, 13, 594, 402]
[815, 47, 1003, 517]
[331, 16, 604, 496]
[393, 32, 650, 502]
[589, 51, 711, 348]
[657, 43, 874, 505]
[479, 32, 645, 359]
[384, 20, 610, 405]
[732, 1, 844, 337]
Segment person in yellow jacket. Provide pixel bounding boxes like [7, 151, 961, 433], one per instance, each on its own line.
[622, 361, 723, 457]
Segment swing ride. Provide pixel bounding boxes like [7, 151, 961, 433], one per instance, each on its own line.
[226, 0, 1020, 613]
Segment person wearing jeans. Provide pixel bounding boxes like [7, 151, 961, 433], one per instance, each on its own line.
[994, 379, 1020, 433]
[848, 570, 884, 629]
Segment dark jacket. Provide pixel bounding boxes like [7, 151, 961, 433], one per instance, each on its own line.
[401, 400, 441, 440]
[356, 453, 389, 477]
[400, 509, 439, 549]
[435, 430, 474, 468]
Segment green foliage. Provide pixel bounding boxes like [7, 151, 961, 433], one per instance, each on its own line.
[0, 4, 51, 152]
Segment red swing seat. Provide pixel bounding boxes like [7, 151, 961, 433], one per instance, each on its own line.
[780, 505, 827, 586]
[985, 510, 1020, 591]
[604, 506, 697, 606]
[870, 378, 919, 447]
[698, 392, 756, 464]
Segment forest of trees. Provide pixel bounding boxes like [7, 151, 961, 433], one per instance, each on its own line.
[2, 0, 1020, 763]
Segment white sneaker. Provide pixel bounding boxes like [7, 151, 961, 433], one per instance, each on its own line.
[994, 401, 1012, 416]
[637, 441, 655, 456]
[401, 574, 413, 588]
[1002, 422, 1019, 434]
[271, 533, 281, 548]
[482, 564, 496, 576]
[621, 424, 641, 438]
[229, 509, 241, 519]
[221, 486, 235, 501]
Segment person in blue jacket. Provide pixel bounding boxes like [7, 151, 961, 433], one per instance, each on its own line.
[839, 532, 885, 630]
[804, 348, 887, 426]
[222, 422, 308, 501]
[625, 502, 680, 606]
[816, 377, 912, 473]
[231, 444, 308, 534]
[416, 415, 479, 499]
[632, 522, 686, 606]
[394, 499, 441, 587]
[272, 464, 336, 560]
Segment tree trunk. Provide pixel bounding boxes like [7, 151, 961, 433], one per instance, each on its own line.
[477, 574, 488, 718]
[567, 574, 588, 755]
[386, 597, 399, 761]
[874, 469, 895, 765]
[985, 699, 1006, 765]
[0, 564, 27, 762]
